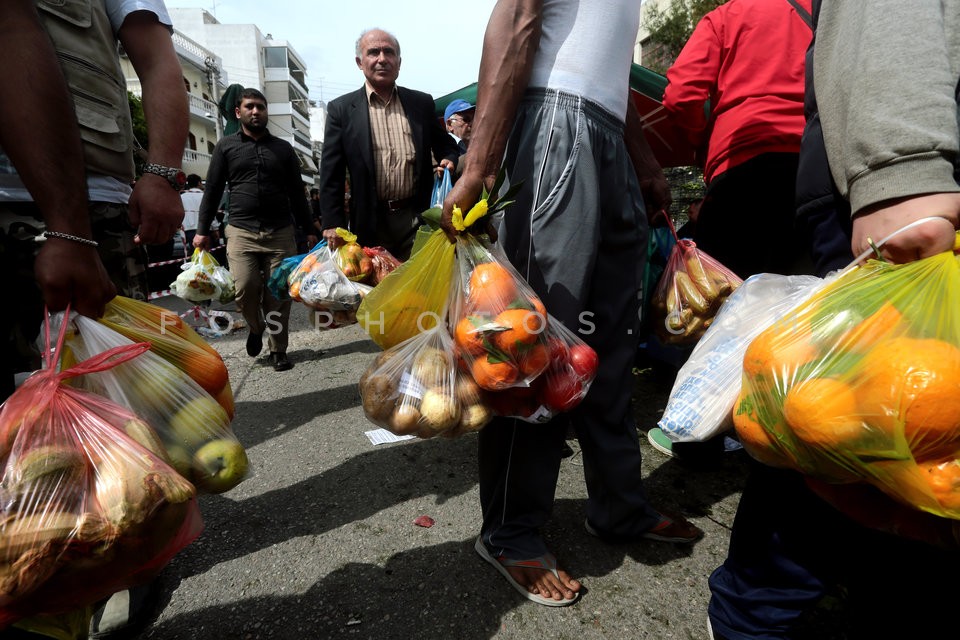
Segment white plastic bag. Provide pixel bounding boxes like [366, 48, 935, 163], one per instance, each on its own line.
[658, 273, 824, 442]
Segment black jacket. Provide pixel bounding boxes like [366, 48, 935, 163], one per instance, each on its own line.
[318, 86, 459, 246]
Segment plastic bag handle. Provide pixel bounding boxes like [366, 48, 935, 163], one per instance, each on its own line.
[846, 216, 952, 268]
[431, 168, 452, 208]
[42, 305, 151, 380]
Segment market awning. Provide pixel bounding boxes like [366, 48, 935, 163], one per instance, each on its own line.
[434, 63, 697, 168]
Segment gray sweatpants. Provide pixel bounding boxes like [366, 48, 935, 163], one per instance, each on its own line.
[479, 90, 661, 560]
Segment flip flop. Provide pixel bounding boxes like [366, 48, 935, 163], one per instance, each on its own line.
[584, 512, 703, 544]
[473, 537, 580, 607]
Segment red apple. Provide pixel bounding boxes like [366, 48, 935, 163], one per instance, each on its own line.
[542, 367, 584, 413]
[568, 344, 598, 380]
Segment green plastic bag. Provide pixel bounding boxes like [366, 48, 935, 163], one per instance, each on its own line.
[357, 229, 456, 349]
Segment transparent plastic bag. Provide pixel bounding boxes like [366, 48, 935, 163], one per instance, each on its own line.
[96, 297, 234, 419]
[310, 283, 372, 331]
[0, 314, 202, 628]
[357, 229, 456, 349]
[288, 243, 362, 312]
[267, 248, 313, 302]
[658, 273, 824, 443]
[737, 243, 960, 518]
[651, 238, 742, 346]
[449, 235, 550, 391]
[363, 246, 402, 285]
[170, 248, 234, 304]
[480, 314, 599, 423]
[59, 314, 249, 495]
[430, 168, 452, 209]
[358, 324, 492, 438]
[332, 228, 374, 283]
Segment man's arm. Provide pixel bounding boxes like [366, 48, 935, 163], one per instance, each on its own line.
[318, 101, 348, 246]
[661, 15, 720, 152]
[193, 142, 228, 250]
[625, 96, 671, 218]
[816, 0, 960, 261]
[440, 0, 543, 239]
[118, 10, 187, 245]
[286, 147, 317, 248]
[1, 0, 114, 317]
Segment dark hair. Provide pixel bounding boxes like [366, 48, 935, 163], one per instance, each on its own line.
[186, 173, 202, 188]
[310, 188, 319, 196]
[236, 87, 267, 109]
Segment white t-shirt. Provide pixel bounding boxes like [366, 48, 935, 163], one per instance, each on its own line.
[528, 0, 642, 121]
[0, 0, 173, 204]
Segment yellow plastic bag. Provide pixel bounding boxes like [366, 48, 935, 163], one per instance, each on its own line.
[735, 249, 960, 518]
[357, 229, 456, 349]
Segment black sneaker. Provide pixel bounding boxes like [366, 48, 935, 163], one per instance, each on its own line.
[270, 352, 292, 371]
[245, 331, 263, 357]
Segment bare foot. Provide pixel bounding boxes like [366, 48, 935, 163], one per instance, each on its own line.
[505, 565, 581, 602]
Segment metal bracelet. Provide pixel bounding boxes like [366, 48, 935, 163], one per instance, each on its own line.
[42, 231, 99, 247]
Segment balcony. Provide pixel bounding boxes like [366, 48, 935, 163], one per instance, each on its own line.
[189, 93, 220, 120]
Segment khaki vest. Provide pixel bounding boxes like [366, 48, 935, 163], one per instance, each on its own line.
[36, 0, 135, 181]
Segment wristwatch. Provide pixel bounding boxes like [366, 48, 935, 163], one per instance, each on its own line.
[142, 163, 187, 190]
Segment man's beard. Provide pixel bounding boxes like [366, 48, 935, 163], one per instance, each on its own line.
[244, 117, 268, 133]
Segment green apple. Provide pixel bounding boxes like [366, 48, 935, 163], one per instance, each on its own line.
[191, 438, 249, 493]
[167, 395, 231, 451]
[164, 444, 194, 479]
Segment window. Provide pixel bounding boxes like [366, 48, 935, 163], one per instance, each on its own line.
[264, 47, 288, 69]
[183, 77, 191, 93]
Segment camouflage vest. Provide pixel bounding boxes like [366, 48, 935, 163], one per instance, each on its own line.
[35, 0, 135, 182]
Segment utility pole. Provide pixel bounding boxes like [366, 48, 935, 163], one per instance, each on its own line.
[205, 56, 223, 141]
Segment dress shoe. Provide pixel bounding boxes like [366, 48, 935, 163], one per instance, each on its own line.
[270, 352, 292, 371]
[246, 331, 263, 357]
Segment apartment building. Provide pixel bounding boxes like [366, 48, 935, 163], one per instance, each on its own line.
[167, 8, 318, 186]
[120, 29, 225, 180]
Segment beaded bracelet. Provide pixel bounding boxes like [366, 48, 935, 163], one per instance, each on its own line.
[43, 231, 99, 247]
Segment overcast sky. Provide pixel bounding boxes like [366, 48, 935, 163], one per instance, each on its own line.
[167, 1, 497, 104]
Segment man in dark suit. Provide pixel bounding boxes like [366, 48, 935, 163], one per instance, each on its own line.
[319, 28, 458, 260]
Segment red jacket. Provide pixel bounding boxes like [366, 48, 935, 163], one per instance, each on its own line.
[663, 0, 812, 184]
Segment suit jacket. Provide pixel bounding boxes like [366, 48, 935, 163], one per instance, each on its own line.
[319, 86, 459, 247]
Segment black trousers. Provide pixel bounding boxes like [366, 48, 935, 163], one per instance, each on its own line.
[693, 152, 803, 280]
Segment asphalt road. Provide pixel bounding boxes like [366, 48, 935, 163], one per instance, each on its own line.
[137, 296, 754, 640]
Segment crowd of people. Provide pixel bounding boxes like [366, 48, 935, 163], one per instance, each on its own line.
[2, 0, 960, 637]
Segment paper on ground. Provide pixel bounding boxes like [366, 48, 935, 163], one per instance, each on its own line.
[365, 428, 416, 445]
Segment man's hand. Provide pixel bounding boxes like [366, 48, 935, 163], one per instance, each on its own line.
[436, 159, 455, 176]
[639, 174, 673, 222]
[851, 194, 960, 263]
[322, 228, 342, 249]
[192, 233, 211, 251]
[129, 174, 185, 245]
[35, 239, 115, 318]
[305, 234, 318, 250]
[440, 173, 486, 242]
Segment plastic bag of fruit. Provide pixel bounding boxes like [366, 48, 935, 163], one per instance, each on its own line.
[480, 313, 599, 423]
[55, 313, 249, 495]
[288, 242, 363, 313]
[450, 235, 551, 391]
[363, 246, 402, 285]
[95, 297, 234, 418]
[358, 320, 492, 438]
[333, 228, 374, 283]
[357, 228, 456, 349]
[0, 312, 202, 629]
[658, 273, 824, 443]
[650, 219, 742, 346]
[170, 248, 234, 304]
[737, 239, 960, 518]
[267, 244, 320, 302]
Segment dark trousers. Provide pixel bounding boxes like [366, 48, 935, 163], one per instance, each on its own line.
[374, 202, 419, 262]
[694, 152, 803, 280]
[708, 464, 960, 639]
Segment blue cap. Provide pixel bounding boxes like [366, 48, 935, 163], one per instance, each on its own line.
[444, 99, 474, 122]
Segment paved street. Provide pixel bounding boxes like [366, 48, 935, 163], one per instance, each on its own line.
[140, 296, 751, 640]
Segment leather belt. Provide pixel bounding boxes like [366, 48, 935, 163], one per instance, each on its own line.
[382, 196, 415, 212]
